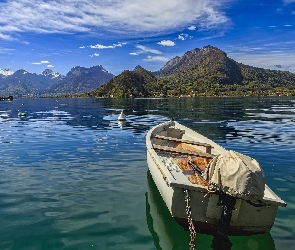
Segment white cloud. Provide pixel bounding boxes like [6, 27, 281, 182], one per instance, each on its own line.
[90, 44, 113, 49]
[90, 53, 100, 57]
[136, 45, 162, 55]
[188, 25, 196, 30]
[89, 42, 125, 49]
[129, 52, 139, 56]
[157, 40, 175, 46]
[79, 46, 86, 49]
[178, 35, 185, 41]
[47, 64, 54, 68]
[0, 33, 14, 41]
[0, 0, 231, 40]
[32, 60, 50, 65]
[199, 2, 231, 30]
[144, 55, 169, 62]
[178, 33, 189, 40]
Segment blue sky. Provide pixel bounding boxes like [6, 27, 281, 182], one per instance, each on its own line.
[0, 0, 294, 76]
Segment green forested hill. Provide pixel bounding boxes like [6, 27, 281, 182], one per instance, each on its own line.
[90, 66, 157, 98]
[87, 46, 295, 97]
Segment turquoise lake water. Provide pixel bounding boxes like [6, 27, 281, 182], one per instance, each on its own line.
[0, 97, 294, 250]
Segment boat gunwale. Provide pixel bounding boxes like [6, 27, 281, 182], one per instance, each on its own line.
[146, 120, 287, 207]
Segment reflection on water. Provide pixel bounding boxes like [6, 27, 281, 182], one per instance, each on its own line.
[146, 171, 276, 250]
[146, 171, 205, 249]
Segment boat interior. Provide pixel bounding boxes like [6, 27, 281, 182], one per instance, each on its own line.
[151, 127, 214, 186]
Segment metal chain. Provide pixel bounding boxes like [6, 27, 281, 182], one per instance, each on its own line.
[184, 189, 197, 250]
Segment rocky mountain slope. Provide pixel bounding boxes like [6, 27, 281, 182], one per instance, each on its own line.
[155, 45, 243, 85]
[48, 65, 114, 95]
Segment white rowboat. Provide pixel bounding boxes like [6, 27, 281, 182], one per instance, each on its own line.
[146, 120, 286, 236]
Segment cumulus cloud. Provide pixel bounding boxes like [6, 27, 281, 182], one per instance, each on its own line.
[47, 64, 54, 68]
[32, 60, 50, 65]
[157, 40, 175, 46]
[178, 33, 189, 40]
[0, 0, 231, 40]
[90, 53, 100, 57]
[188, 25, 196, 30]
[89, 42, 125, 49]
[178, 35, 185, 41]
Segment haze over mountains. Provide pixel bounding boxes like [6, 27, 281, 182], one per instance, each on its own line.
[1, 46, 295, 97]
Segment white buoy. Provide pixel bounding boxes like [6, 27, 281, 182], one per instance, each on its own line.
[118, 110, 126, 121]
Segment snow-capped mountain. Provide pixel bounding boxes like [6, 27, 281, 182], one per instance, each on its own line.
[48, 65, 114, 94]
[0, 68, 14, 77]
[0, 68, 64, 96]
[41, 69, 62, 79]
[0, 65, 113, 96]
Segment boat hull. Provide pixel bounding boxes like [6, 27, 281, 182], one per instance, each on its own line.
[146, 120, 286, 236]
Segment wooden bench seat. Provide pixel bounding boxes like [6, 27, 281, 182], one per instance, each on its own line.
[153, 144, 215, 159]
[152, 134, 213, 153]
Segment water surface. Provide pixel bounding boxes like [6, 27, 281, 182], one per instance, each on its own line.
[0, 97, 294, 249]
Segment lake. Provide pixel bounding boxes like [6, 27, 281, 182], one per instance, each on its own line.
[0, 97, 294, 250]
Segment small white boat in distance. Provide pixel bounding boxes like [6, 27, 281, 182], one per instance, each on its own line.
[146, 120, 286, 237]
[118, 110, 126, 121]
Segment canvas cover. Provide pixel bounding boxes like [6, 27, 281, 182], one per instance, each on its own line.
[203, 150, 265, 200]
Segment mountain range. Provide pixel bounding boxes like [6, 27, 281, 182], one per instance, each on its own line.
[1, 46, 295, 97]
[47, 65, 114, 95]
[0, 65, 114, 97]
[90, 45, 295, 97]
[0, 69, 64, 97]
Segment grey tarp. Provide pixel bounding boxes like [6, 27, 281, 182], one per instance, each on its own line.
[203, 150, 265, 200]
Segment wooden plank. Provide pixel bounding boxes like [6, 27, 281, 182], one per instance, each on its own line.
[153, 144, 215, 158]
[152, 134, 213, 148]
